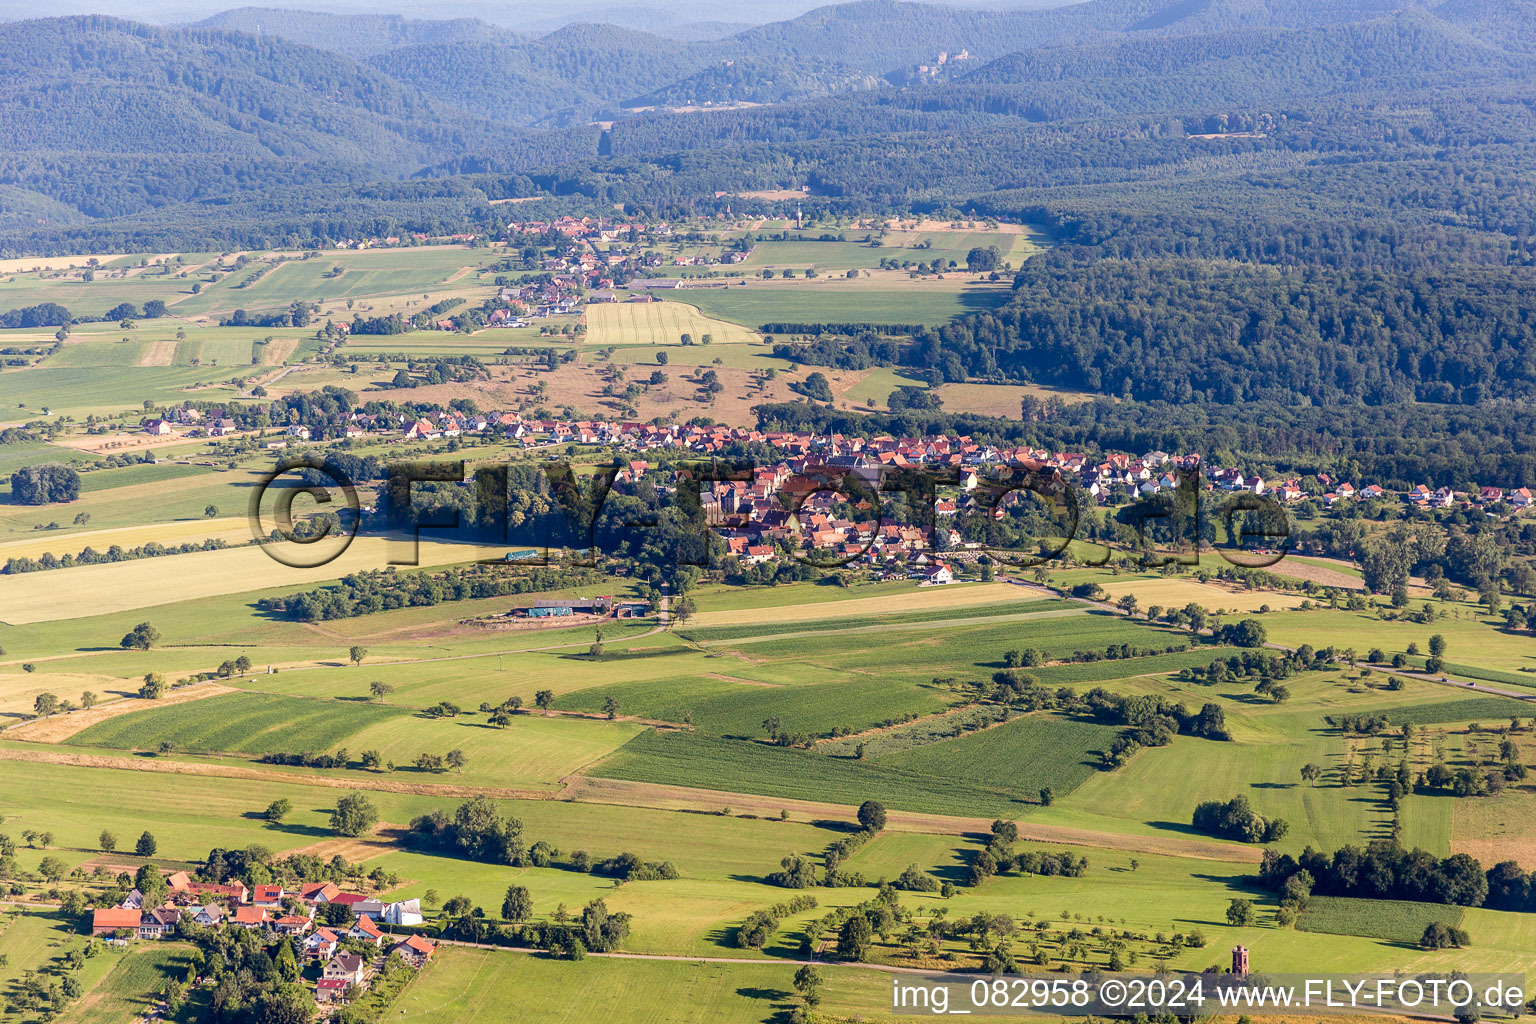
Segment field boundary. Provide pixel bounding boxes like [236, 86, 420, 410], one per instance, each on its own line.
[560, 775, 1263, 862]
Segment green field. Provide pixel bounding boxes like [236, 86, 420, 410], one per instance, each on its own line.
[68, 690, 409, 754]
[1298, 896, 1465, 944]
[391, 947, 896, 1024]
[681, 282, 1011, 328]
[65, 943, 198, 1024]
[0, 366, 241, 418]
[588, 712, 1115, 817]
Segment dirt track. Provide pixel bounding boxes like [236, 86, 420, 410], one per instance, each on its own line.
[4, 683, 235, 742]
[560, 777, 1263, 863]
[0, 747, 556, 800]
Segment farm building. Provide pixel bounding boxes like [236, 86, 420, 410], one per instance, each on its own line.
[512, 597, 613, 617]
[91, 908, 141, 937]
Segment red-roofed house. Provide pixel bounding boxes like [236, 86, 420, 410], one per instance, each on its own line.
[304, 928, 340, 960]
[300, 881, 341, 904]
[390, 934, 437, 966]
[252, 884, 284, 908]
[92, 908, 141, 937]
[274, 914, 313, 937]
[315, 978, 350, 1004]
[231, 906, 267, 929]
[349, 915, 384, 946]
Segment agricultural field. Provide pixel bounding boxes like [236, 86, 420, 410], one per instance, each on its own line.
[0, 233, 1530, 1021]
[584, 301, 759, 346]
[680, 278, 1012, 328]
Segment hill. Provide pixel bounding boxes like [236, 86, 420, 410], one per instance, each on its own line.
[189, 7, 517, 55]
[372, 23, 712, 127]
[0, 16, 499, 225]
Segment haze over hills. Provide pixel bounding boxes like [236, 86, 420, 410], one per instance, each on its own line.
[0, 0, 1534, 253]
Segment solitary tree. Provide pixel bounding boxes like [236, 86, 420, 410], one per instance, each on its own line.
[139, 672, 166, 699]
[857, 800, 887, 831]
[81, 691, 98, 709]
[135, 831, 158, 857]
[446, 749, 467, 773]
[1225, 898, 1255, 927]
[502, 885, 533, 922]
[1300, 763, 1322, 786]
[99, 830, 117, 853]
[348, 646, 368, 667]
[535, 690, 555, 713]
[368, 680, 394, 701]
[602, 695, 620, 720]
[120, 622, 161, 650]
[793, 964, 824, 1006]
[330, 792, 379, 837]
[265, 798, 292, 824]
[32, 693, 59, 718]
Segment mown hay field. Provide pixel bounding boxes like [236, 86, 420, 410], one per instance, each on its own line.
[584, 300, 758, 346]
[0, 535, 494, 623]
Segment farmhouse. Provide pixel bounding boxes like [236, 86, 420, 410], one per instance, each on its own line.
[138, 907, 181, 940]
[390, 934, 437, 966]
[383, 899, 424, 926]
[91, 908, 141, 937]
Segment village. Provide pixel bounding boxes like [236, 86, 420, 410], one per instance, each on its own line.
[89, 873, 435, 1010]
[136, 405, 1536, 576]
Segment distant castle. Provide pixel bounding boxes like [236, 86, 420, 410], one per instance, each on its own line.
[1232, 945, 1249, 976]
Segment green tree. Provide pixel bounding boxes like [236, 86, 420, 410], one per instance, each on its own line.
[1429, 634, 1447, 657]
[446, 749, 467, 773]
[98, 830, 117, 852]
[348, 646, 368, 666]
[535, 689, 555, 713]
[1225, 898, 1256, 927]
[265, 798, 293, 824]
[838, 914, 873, 960]
[793, 964, 824, 1006]
[368, 680, 394, 700]
[38, 856, 66, 882]
[135, 831, 158, 857]
[139, 672, 166, 699]
[857, 800, 886, 831]
[330, 792, 378, 837]
[502, 885, 533, 922]
[603, 695, 620, 719]
[136, 863, 167, 906]
[32, 693, 59, 717]
[120, 622, 161, 650]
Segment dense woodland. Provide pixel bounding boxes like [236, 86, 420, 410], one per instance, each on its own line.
[1, 0, 1535, 474]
